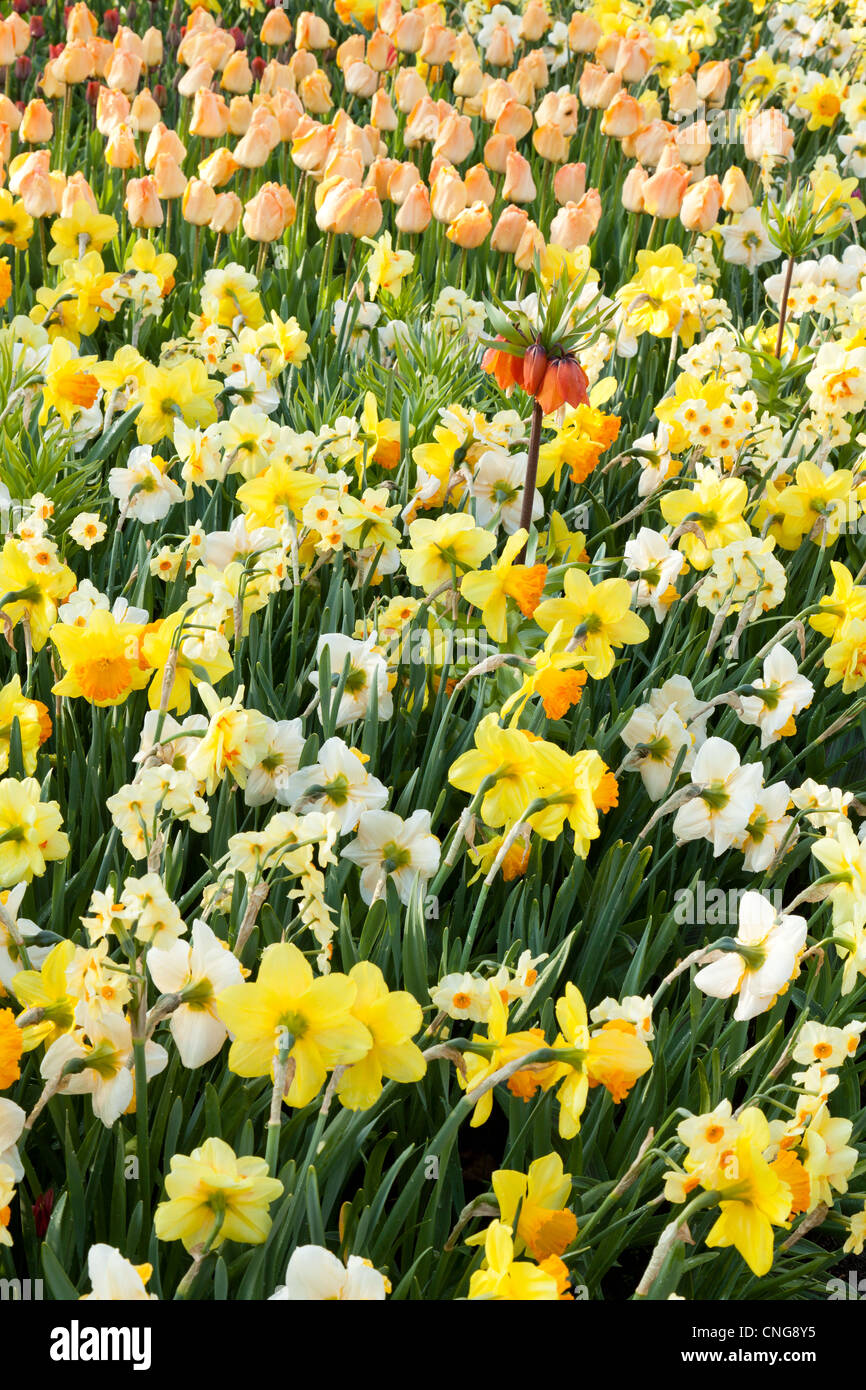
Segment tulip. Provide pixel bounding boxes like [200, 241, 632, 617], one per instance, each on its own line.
[178, 61, 215, 99]
[445, 200, 491, 248]
[384, 161, 418, 205]
[722, 165, 753, 213]
[191, 89, 230, 140]
[182, 178, 218, 226]
[105, 48, 141, 93]
[579, 63, 621, 110]
[125, 175, 163, 228]
[431, 165, 467, 223]
[145, 123, 186, 170]
[554, 163, 586, 205]
[642, 163, 690, 218]
[19, 98, 53, 143]
[199, 145, 240, 189]
[568, 12, 601, 51]
[393, 10, 426, 53]
[549, 190, 601, 249]
[433, 111, 475, 164]
[514, 218, 545, 270]
[464, 163, 495, 206]
[244, 182, 295, 241]
[668, 73, 700, 117]
[105, 122, 140, 170]
[493, 99, 533, 141]
[210, 191, 243, 234]
[483, 131, 516, 175]
[491, 203, 528, 253]
[742, 109, 794, 163]
[621, 163, 649, 213]
[296, 12, 332, 50]
[131, 89, 161, 133]
[675, 118, 712, 166]
[53, 39, 94, 84]
[533, 122, 569, 163]
[153, 154, 188, 201]
[486, 25, 515, 69]
[419, 23, 455, 67]
[601, 91, 645, 139]
[261, 8, 293, 47]
[395, 180, 431, 233]
[392, 69, 426, 119]
[371, 88, 397, 132]
[633, 119, 676, 167]
[680, 174, 723, 232]
[300, 68, 333, 115]
[696, 60, 731, 108]
[502, 151, 536, 204]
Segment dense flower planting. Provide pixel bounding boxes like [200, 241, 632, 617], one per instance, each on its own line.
[0, 0, 864, 1303]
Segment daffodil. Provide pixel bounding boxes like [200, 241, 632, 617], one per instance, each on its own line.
[12, 939, 77, 1050]
[50, 607, 151, 707]
[703, 1107, 792, 1277]
[334, 962, 426, 1110]
[460, 529, 548, 642]
[467, 1221, 560, 1300]
[154, 1137, 283, 1251]
[0, 778, 68, 889]
[401, 513, 496, 593]
[534, 569, 649, 678]
[448, 713, 543, 828]
[469, 1152, 578, 1260]
[216, 942, 372, 1108]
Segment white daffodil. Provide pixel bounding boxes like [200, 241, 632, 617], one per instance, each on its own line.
[621, 702, 695, 801]
[623, 526, 685, 621]
[341, 809, 441, 905]
[673, 737, 764, 856]
[269, 1246, 390, 1301]
[41, 1015, 168, 1128]
[244, 717, 306, 806]
[429, 971, 491, 1022]
[147, 919, 244, 1069]
[82, 1244, 158, 1300]
[718, 207, 781, 269]
[0, 1098, 25, 1181]
[467, 447, 542, 534]
[224, 353, 280, 415]
[693, 890, 807, 1021]
[311, 633, 393, 727]
[108, 446, 183, 524]
[282, 737, 388, 834]
[738, 644, 814, 747]
[737, 780, 795, 871]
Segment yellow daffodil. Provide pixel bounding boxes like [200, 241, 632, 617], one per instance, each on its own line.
[216, 942, 373, 1109]
[460, 529, 548, 642]
[50, 608, 151, 707]
[154, 1137, 284, 1251]
[534, 570, 649, 678]
[335, 962, 426, 1110]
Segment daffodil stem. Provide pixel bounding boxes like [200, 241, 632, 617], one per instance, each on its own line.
[634, 1188, 721, 1298]
[516, 399, 544, 563]
[133, 1029, 151, 1237]
[265, 1049, 295, 1177]
[775, 253, 796, 358]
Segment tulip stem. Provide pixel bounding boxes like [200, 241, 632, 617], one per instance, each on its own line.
[516, 398, 543, 562]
